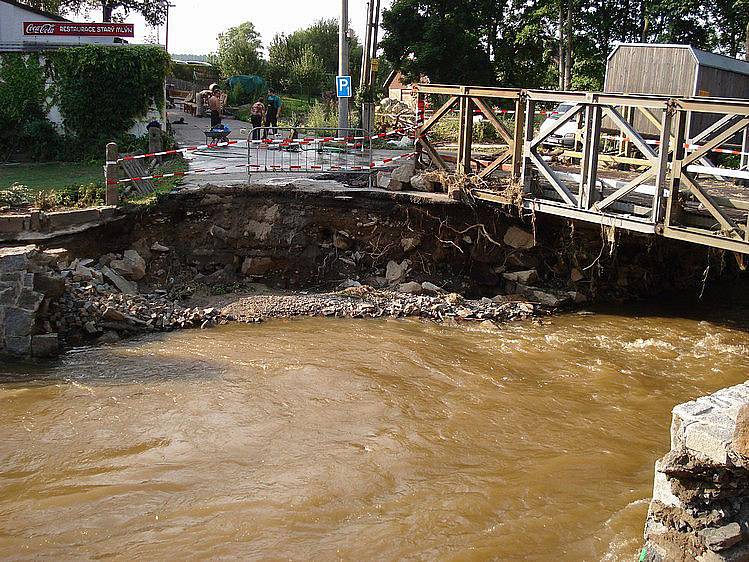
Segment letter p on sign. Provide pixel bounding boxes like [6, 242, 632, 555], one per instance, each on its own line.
[336, 76, 352, 98]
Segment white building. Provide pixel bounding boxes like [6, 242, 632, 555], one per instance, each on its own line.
[0, 0, 161, 135]
[0, 0, 128, 52]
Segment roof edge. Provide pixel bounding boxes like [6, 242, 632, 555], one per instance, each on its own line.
[1, 0, 69, 22]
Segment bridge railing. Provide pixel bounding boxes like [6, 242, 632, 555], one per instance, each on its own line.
[413, 84, 749, 255]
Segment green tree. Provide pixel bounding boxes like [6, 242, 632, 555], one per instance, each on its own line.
[381, 0, 493, 85]
[267, 19, 362, 94]
[291, 46, 326, 99]
[211, 21, 265, 78]
[16, 0, 169, 25]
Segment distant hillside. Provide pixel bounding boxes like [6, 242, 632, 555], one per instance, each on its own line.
[171, 54, 209, 62]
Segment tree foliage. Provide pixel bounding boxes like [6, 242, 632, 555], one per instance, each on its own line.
[211, 21, 265, 78]
[267, 19, 362, 94]
[16, 0, 169, 25]
[381, 0, 749, 90]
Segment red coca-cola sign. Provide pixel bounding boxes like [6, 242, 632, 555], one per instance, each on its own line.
[23, 22, 135, 37]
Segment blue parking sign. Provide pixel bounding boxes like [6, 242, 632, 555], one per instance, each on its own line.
[336, 75, 352, 98]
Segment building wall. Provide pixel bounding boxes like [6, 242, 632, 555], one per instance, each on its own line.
[604, 45, 697, 137]
[0, 1, 115, 51]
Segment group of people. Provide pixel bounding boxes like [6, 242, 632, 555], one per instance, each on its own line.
[197, 84, 283, 138]
[249, 90, 283, 139]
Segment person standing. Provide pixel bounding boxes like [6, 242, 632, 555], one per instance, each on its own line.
[250, 98, 266, 140]
[208, 86, 223, 128]
[265, 89, 282, 135]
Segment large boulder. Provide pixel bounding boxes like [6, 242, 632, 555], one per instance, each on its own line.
[241, 257, 273, 276]
[503, 226, 536, 250]
[110, 250, 146, 281]
[502, 269, 539, 284]
[410, 174, 436, 192]
[385, 259, 410, 284]
[391, 162, 416, 184]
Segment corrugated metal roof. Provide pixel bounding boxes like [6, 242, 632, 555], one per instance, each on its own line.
[608, 43, 749, 77]
[690, 46, 749, 76]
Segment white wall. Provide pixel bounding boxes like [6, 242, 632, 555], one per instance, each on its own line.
[0, 1, 117, 49]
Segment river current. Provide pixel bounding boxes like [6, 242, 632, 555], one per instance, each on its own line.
[2, 306, 749, 560]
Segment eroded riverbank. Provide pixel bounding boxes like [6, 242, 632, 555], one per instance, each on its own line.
[3, 310, 749, 560]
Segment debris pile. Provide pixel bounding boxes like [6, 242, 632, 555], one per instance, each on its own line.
[222, 286, 543, 324]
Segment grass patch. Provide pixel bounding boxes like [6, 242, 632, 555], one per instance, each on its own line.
[0, 162, 102, 192]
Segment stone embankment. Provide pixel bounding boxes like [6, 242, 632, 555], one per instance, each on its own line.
[0, 182, 734, 358]
[643, 383, 749, 562]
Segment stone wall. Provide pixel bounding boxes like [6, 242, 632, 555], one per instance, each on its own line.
[0, 245, 65, 358]
[643, 383, 749, 561]
[0, 206, 118, 242]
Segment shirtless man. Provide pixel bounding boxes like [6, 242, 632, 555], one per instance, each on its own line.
[208, 87, 223, 128]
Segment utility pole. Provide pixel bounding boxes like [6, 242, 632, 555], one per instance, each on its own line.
[338, 0, 349, 131]
[360, 0, 375, 132]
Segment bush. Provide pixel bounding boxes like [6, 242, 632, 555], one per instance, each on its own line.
[306, 100, 337, 129]
[0, 183, 31, 208]
[21, 119, 63, 161]
[55, 182, 105, 208]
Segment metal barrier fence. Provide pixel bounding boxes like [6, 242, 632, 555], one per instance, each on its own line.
[247, 127, 374, 177]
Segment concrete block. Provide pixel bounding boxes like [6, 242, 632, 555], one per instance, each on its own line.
[45, 208, 100, 230]
[0, 245, 36, 272]
[651, 462, 680, 508]
[31, 333, 59, 358]
[16, 288, 43, 311]
[4, 335, 31, 355]
[3, 307, 34, 336]
[0, 215, 27, 235]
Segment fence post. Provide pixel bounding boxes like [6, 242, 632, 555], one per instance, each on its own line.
[105, 142, 119, 206]
[148, 125, 163, 164]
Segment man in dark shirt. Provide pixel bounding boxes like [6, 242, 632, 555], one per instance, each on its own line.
[265, 90, 282, 135]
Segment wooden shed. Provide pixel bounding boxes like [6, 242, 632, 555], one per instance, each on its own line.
[604, 43, 749, 137]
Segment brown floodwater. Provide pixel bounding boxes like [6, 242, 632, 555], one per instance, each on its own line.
[2, 307, 749, 560]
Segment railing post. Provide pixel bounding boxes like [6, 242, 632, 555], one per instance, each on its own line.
[664, 109, 687, 230]
[652, 102, 673, 223]
[511, 94, 526, 182]
[521, 98, 536, 195]
[579, 103, 602, 210]
[104, 142, 119, 206]
[456, 93, 473, 176]
[741, 125, 749, 171]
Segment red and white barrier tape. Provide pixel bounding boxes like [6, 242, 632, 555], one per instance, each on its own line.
[108, 152, 417, 185]
[115, 127, 415, 163]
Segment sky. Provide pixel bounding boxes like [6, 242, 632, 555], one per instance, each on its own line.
[85, 0, 393, 56]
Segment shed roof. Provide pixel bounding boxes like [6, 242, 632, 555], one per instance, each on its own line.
[609, 43, 749, 77]
[0, 0, 69, 21]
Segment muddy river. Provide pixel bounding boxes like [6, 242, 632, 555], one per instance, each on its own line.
[2, 305, 749, 560]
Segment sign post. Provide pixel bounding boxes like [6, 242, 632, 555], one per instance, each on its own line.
[336, 76, 352, 99]
[338, 0, 349, 131]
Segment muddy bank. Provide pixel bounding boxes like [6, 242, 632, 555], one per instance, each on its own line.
[2, 182, 744, 356]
